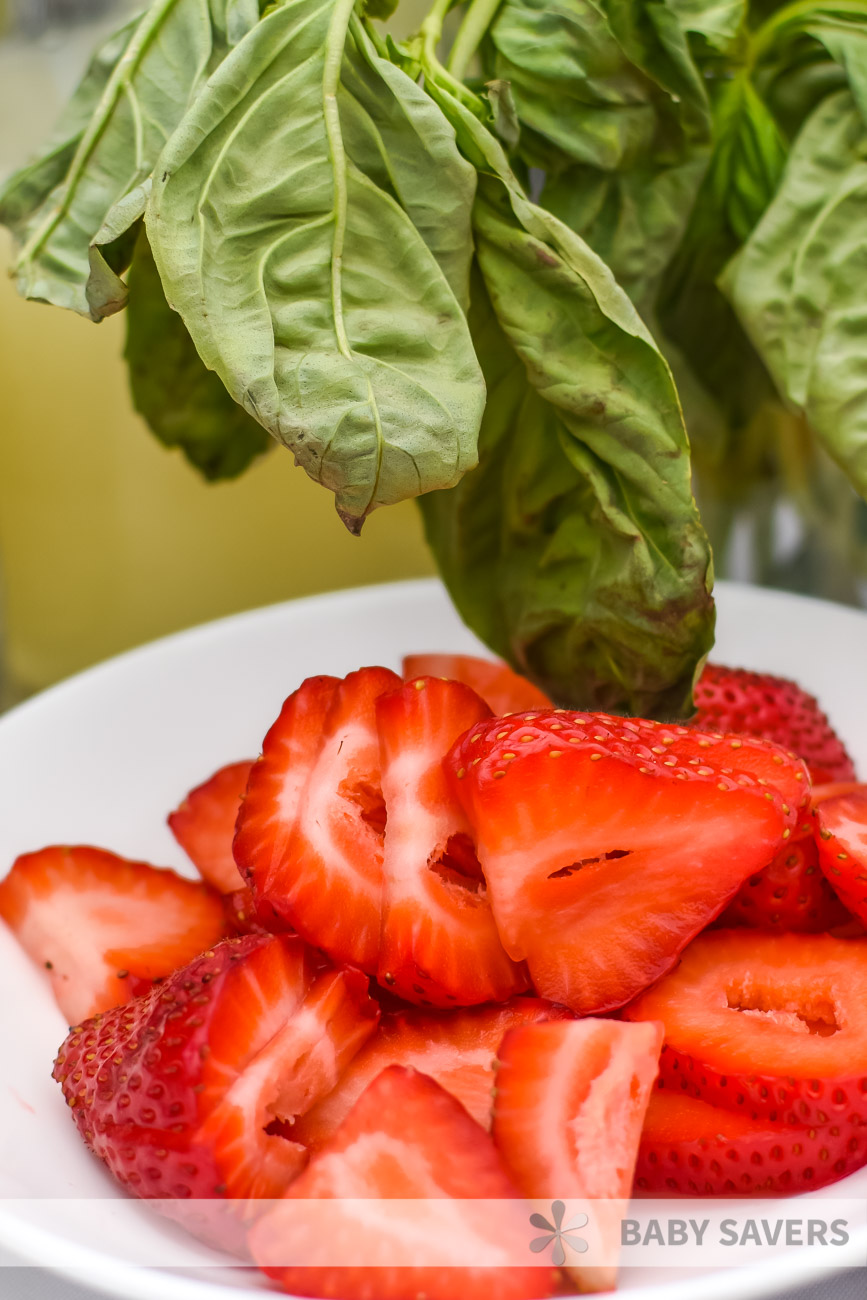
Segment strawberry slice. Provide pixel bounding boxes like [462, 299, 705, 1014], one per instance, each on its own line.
[720, 820, 850, 932]
[815, 786, 867, 925]
[624, 929, 867, 1126]
[447, 711, 798, 1014]
[249, 1065, 553, 1300]
[168, 760, 254, 893]
[634, 1086, 867, 1196]
[693, 663, 856, 784]
[376, 676, 527, 1007]
[0, 845, 227, 1024]
[293, 996, 571, 1149]
[492, 1019, 662, 1292]
[53, 933, 380, 1202]
[235, 668, 400, 972]
[402, 653, 551, 715]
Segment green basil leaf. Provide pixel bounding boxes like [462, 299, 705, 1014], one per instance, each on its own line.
[87, 180, 152, 321]
[661, 0, 747, 54]
[125, 231, 272, 481]
[416, 75, 714, 714]
[721, 90, 867, 499]
[148, 0, 484, 531]
[0, 1, 224, 318]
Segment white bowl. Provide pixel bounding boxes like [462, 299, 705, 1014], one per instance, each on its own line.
[0, 578, 865, 1300]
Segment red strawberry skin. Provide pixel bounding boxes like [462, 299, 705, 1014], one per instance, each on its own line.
[693, 663, 856, 784]
[249, 1066, 554, 1300]
[634, 1086, 867, 1197]
[815, 786, 867, 925]
[721, 820, 851, 932]
[0, 845, 227, 1024]
[402, 653, 551, 715]
[52, 934, 379, 1202]
[293, 995, 572, 1149]
[169, 760, 254, 894]
[376, 676, 527, 1008]
[235, 668, 399, 972]
[447, 710, 799, 1014]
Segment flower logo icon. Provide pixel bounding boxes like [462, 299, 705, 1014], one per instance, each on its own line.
[529, 1200, 589, 1266]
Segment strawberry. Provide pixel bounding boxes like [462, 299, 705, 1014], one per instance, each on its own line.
[248, 1065, 554, 1300]
[402, 653, 551, 715]
[492, 1019, 662, 1293]
[693, 663, 856, 784]
[634, 1086, 867, 1196]
[624, 929, 867, 1126]
[168, 760, 253, 893]
[292, 995, 572, 1149]
[53, 934, 380, 1203]
[720, 819, 850, 932]
[376, 677, 527, 1007]
[447, 710, 801, 1014]
[235, 668, 400, 972]
[815, 786, 867, 925]
[0, 846, 227, 1024]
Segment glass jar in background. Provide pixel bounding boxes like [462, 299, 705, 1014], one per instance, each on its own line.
[0, 0, 438, 703]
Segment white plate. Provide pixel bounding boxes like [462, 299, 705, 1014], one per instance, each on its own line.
[0, 578, 865, 1300]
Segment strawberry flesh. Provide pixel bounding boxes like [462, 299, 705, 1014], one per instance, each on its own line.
[0, 845, 227, 1024]
[249, 1065, 553, 1300]
[293, 995, 572, 1149]
[448, 710, 799, 1014]
[168, 760, 254, 893]
[402, 653, 551, 715]
[693, 663, 856, 784]
[376, 676, 527, 1007]
[52, 934, 380, 1202]
[815, 786, 867, 925]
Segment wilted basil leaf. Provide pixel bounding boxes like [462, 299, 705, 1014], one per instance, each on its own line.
[125, 233, 272, 482]
[148, 0, 484, 531]
[722, 90, 867, 499]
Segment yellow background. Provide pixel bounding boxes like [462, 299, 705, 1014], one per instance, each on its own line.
[0, 5, 440, 699]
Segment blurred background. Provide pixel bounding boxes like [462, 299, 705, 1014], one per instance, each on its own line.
[0, 0, 439, 706]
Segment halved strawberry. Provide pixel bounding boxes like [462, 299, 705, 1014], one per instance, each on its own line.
[693, 663, 856, 784]
[249, 1065, 553, 1300]
[0, 845, 227, 1024]
[624, 929, 867, 1126]
[169, 760, 254, 893]
[447, 711, 798, 1014]
[293, 996, 572, 1149]
[492, 1019, 662, 1292]
[235, 668, 400, 972]
[402, 653, 551, 715]
[53, 934, 380, 1203]
[815, 786, 867, 925]
[376, 677, 527, 1008]
[634, 1086, 867, 1196]
[720, 821, 850, 932]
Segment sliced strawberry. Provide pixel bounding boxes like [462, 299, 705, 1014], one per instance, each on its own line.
[293, 996, 571, 1149]
[812, 782, 864, 805]
[720, 822, 850, 932]
[249, 1065, 553, 1300]
[223, 887, 283, 937]
[53, 934, 380, 1203]
[447, 711, 797, 1014]
[0, 845, 227, 1024]
[376, 677, 527, 1008]
[168, 760, 253, 893]
[402, 653, 551, 715]
[815, 787, 867, 925]
[634, 1086, 867, 1197]
[624, 929, 867, 1126]
[235, 668, 400, 972]
[492, 1019, 662, 1292]
[693, 663, 856, 784]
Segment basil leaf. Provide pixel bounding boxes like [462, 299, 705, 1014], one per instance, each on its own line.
[416, 76, 714, 715]
[87, 181, 152, 321]
[662, 0, 747, 53]
[148, 0, 484, 531]
[722, 90, 867, 499]
[125, 232, 272, 481]
[0, 2, 227, 319]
